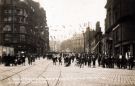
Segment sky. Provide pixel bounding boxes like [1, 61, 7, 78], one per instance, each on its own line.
[34, 0, 107, 41]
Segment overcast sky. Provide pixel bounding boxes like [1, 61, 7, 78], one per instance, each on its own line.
[34, 0, 107, 41]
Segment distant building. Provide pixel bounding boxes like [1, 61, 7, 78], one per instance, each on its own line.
[85, 26, 96, 53]
[60, 33, 84, 53]
[105, 0, 135, 56]
[72, 33, 84, 53]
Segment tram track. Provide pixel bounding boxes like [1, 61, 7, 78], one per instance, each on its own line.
[0, 60, 62, 86]
[54, 65, 62, 86]
[0, 59, 48, 81]
[0, 65, 36, 81]
[0, 67, 16, 73]
[6, 69, 22, 86]
[24, 62, 52, 86]
[41, 65, 62, 86]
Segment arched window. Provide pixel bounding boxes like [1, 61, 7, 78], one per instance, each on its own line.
[20, 26, 26, 33]
[3, 25, 11, 31]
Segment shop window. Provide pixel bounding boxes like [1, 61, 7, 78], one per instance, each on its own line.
[3, 25, 11, 32]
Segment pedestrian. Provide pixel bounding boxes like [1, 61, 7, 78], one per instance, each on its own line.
[92, 54, 96, 68]
[128, 55, 134, 70]
[0, 56, 2, 64]
[52, 54, 57, 65]
[88, 54, 91, 67]
[98, 54, 101, 67]
[58, 55, 62, 65]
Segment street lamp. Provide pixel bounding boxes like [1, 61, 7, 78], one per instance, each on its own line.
[82, 31, 85, 53]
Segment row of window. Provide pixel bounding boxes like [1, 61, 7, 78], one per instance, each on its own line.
[4, 34, 26, 42]
[3, 25, 26, 33]
[2, 25, 43, 36]
[4, 9, 28, 17]
[0, 0, 17, 5]
[3, 17, 28, 24]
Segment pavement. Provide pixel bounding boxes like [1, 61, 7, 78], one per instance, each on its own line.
[0, 58, 135, 86]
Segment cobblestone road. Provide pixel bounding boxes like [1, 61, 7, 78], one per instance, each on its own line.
[0, 59, 135, 86]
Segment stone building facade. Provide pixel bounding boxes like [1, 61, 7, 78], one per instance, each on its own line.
[105, 0, 135, 56]
[0, 0, 49, 56]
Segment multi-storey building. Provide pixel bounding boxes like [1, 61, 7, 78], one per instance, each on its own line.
[105, 0, 135, 56]
[0, 0, 49, 56]
[85, 26, 96, 53]
[94, 22, 103, 55]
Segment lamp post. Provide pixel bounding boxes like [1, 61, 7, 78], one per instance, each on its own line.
[82, 31, 85, 53]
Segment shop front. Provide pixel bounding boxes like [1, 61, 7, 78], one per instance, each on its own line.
[0, 46, 14, 56]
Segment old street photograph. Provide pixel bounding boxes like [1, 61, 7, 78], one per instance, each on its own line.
[0, 0, 135, 86]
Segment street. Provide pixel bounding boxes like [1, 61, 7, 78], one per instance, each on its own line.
[0, 58, 135, 86]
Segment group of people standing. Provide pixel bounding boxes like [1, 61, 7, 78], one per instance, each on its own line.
[0, 54, 40, 66]
[51, 52, 135, 70]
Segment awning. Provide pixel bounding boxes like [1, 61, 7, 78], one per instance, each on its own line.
[91, 41, 100, 53]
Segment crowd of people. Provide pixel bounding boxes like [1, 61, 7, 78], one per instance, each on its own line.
[0, 52, 135, 70]
[0, 53, 43, 66]
[51, 53, 135, 70]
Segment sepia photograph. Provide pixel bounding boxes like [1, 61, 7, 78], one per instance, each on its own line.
[0, 0, 135, 86]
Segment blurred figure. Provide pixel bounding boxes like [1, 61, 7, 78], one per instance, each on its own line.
[52, 54, 57, 65]
[92, 54, 96, 68]
[88, 54, 92, 67]
[0, 56, 2, 64]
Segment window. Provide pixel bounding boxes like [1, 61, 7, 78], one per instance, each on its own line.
[4, 9, 12, 14]
[12, 35, 18, 43]
[6, 0, 11, 4]
[0, 0, 2, 4]
[4, 34, 11, 42]
[12, 0, 17, 5]
[4, 10, 8, 13]
[4, 17, 12, 22]
[3, 25, 11, 32]
[19, 17, 22, 23]
[13, 17, 17, 22]
[24, 10, 28, 17]
[8, 17, 12, 21]
[20, 26, 26, 33]
[4, 17, 8, 21]
[18, 9, 23, 15]
[20, 35, 25, 42]
[41, 31, 44, 35]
